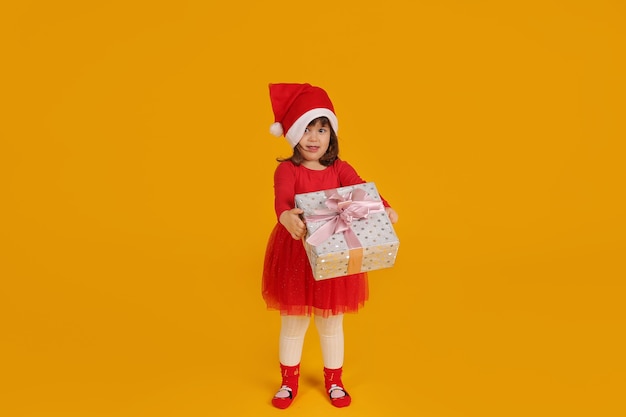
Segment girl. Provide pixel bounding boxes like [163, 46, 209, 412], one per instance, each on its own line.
[262, 83, 398, 409]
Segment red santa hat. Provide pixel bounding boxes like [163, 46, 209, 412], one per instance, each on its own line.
[268, 83, 339, 148]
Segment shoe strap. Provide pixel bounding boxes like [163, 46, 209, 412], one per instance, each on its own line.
[328, 384, 346, 395]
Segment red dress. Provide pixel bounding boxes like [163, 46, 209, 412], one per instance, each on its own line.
[262, 159, 389, 317]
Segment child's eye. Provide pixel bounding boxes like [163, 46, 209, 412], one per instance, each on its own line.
[304, 127, 310, 133]
[318, 128, 327, 133]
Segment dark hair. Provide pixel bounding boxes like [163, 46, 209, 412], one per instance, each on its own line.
[277, 117, 339, 166]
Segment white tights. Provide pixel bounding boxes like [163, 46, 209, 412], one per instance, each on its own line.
[279, 314, 345, 369]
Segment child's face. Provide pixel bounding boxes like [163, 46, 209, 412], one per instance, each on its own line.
[297, 120, 331, 167]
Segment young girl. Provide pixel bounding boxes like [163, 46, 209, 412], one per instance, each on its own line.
[262, 83, 398, 409]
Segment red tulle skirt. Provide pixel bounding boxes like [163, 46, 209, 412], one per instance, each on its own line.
[262, 223, 369, 317]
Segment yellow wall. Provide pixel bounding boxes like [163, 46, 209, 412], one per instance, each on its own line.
[2, 1, 624, 416]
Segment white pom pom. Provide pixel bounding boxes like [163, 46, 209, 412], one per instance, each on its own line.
[269, 122, 283, 137]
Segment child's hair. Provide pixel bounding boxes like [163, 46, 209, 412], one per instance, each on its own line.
[277, 117, 339, 166]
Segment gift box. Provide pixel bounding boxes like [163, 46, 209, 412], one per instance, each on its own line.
[295, 182, 400, 280]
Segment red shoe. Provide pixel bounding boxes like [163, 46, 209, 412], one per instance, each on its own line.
[324, 367, 351, 408]
[272, 385, 295, 409]
[328, 383, 351, 408]
[271, 364, 300, 409]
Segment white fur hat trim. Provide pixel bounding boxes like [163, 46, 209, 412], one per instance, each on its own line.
[285, 108, 338, 148]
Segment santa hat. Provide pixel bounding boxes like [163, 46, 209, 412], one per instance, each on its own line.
[268, 83, 339, 148]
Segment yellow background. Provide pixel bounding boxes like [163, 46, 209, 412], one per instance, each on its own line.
[2, 1, 625, 416]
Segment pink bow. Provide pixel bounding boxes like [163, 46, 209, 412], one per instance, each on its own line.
[305, 188, 385, 247]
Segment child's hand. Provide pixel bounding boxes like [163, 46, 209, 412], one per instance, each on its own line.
[385, 207, 399, 224]
[279, 208, 307, 240]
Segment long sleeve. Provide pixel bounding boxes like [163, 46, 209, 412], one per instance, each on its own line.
[274, 162, 296, 220]
[337, 161, 391, 208]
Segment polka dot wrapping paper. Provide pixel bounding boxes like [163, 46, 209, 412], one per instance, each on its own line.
[295, 182, 400, 281]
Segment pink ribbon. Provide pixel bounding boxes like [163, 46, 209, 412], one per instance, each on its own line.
[304, 188, 385, 247]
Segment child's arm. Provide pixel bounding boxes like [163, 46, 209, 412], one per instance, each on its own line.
[279, 208, 307, 240]
[385, 207, 399, 224]
[274, 162, 307, 239]
[337, 160, 398, 222]
[274, 162, 297, 220]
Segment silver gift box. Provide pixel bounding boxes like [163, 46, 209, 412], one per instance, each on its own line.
[295, 182, 400, 280]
